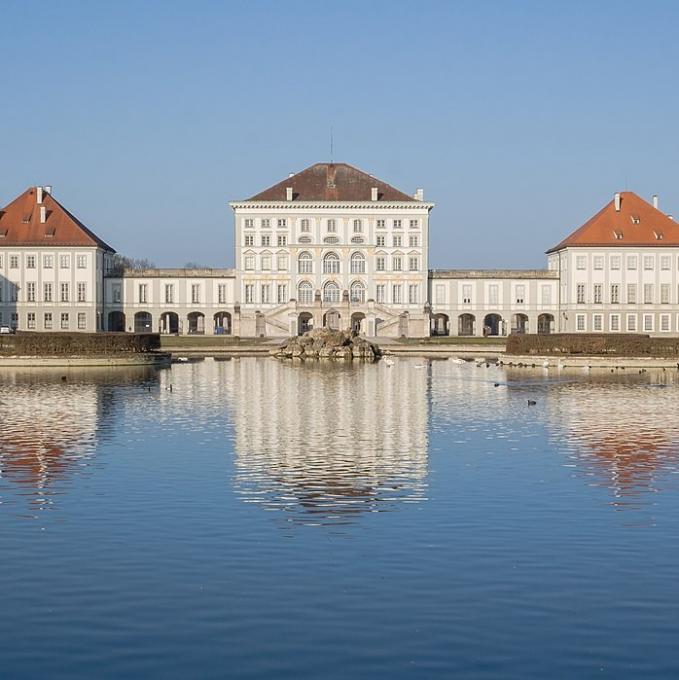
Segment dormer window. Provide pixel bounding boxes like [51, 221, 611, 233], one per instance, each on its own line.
[22, 215, 31, 224]
[613, 230, 623, 240]
[654, 231, 664, 240]
[630, 214, 640, 224]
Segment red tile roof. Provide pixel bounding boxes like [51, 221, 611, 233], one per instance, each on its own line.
[547, 191, 679, 252]
[0, 187, 114, 251]
[246, 163, 418, 202]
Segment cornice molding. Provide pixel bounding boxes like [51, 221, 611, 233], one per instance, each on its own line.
[229, 201, 434, 211]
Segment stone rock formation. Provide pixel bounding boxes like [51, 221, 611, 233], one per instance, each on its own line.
[270, 329, 381, 361]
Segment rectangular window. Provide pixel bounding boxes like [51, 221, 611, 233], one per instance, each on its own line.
[627, 284, 637, 304]
[661, 314, 670, 332]
[245, 255, 255, 270]
[376, 219, 385, 229]
[244, 234, 254, 247]
[489, 284, 499, 305]
[541, 285, 551, 305]
[392, 284, 402, 304]
[139, 284, 148, 304]
[60, 282, 70, 302]
[60, 312, 69, 330]
[164, 284, 174, 304]
[261, 219, 271, 228]
[661, 255, 671, 270]
[245, 284, 254, 304]
[435, 284, 445, 304]
[77, 282, 86, 302]
[191, 284, 201, 304]
[277, 235, 287, 247]
[78, 313, 86, 330]
[627, 314, 637, 332]
[244, 218, 254, 228]
[218, 284, 227, 304]
[44, 312, 53, 330]
[10, 255, 19, 269]
[77, 254, 87, 269]
[261, 235, 271, 247]
[393, 235, 402, 247]
[576, 256, 586, 270]
[610, 256, 621, 270]
[277, 284, 287, 304]
[392, 256, 402, 271]
[627, 255, 637, 270]
[644, 255, 654, 271]
[610, 314, 620, 332]
[261, 284, 270, 304]
[376, 256, 386, 272]
[353, 219, 363, 233]
[376, 235, 386, 247]
[376, 284, 386, 303]
[277, 219, 286, 228]
[409, 235, 419, 247]
[515, 284, 525, 304]
[462, 284, 472, 304]
[643, 314, 654, 332]
[593, 284, 602, 304]
[593, 314, 603, 331]
[27, 312, 36, 329]
[112, 284, 121, 303]
[27, 282, 36, 302]
[644, 284, 654, 304]
[408, 256, 419, 271]
[43, 254, 53, 268]
[393, 219, 402, 229]
[576, 283, 586, 304]
[576, 314, 586, 331]
[661, 283, 670, 304]
[277, 255, 288, 271]
[26, 255, 36, 269]
[610, 284, 619, 304]
[409, 219, 418, 229]
[261, 254, 271, 270]
[326, 219, 335, 233]
[44, 282, 53, 302]
[593, 256, 604, 270]
[60, 254, 70, 269]
[408, 284, 418, 304]
[10, 284, 18, 302]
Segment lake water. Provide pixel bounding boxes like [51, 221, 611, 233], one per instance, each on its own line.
[2, 357, 679, 679]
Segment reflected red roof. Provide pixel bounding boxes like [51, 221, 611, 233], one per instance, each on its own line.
[547, 192, 679, 252]
[0, 187, 114, 250]
[246, 163, 417, 202]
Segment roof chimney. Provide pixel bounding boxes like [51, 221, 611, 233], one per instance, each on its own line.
[371, 187, 378, 201]
[286, 187, 293, 201]
[653, 194, 659, 209]
[415, 188, 424, 201]
[288, 173, 294, 178]
[36, 186, 43, 204]
[44, 185, 52, 195]
[40, 206, 47, 224]
[614, 192, 621, 212]
[669, 215, 674, 221]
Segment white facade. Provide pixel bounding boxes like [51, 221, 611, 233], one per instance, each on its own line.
[229, 198, 432, 337]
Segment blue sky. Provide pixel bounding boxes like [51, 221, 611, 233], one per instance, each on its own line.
[1, 0, 678, 268]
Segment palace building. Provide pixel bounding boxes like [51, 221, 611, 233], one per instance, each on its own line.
[1, 165, 678, 337]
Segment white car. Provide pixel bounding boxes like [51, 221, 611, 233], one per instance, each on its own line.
[0, 326, 13, 334]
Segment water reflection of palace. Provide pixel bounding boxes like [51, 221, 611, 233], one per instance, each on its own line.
[0, 367, 158, 511]
[229, 359, 430, 524]
[516, 369, 679, 506]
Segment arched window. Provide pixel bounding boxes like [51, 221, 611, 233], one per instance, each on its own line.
[323, 252, 340, 274]
[327, 219, 337, 233]
[323, 281, 340, 303]
[301, 219, 310, 232]
[350, 280, 366, 303]
[298, 281, 314, 305]
[350, 252, 366, 274]
[298, 251, 313, 274]
[353, 219, 362, 233]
